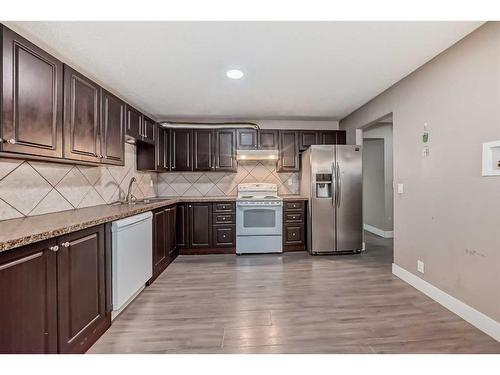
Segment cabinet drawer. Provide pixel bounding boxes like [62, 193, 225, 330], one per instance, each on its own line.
[284, 201, 304, 211]
[284, 212, 304, 223]
[213, 225, 235, 247]
[213, 202, 235, 212]
[213, 213, 234, 224]
[284, 225, 305, 245]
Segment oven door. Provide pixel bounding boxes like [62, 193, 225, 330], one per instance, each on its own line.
[236, 202, 282, 236]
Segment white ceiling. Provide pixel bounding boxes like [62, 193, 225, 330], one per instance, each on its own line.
[6, 21, 483, 121]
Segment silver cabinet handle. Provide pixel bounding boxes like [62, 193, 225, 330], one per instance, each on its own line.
[61, 242, 70, 248]
[7, 139, 16, 144]
[49, 245, 59, 252]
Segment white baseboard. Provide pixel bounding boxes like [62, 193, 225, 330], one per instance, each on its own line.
[392, 263, 500, 342]
[363, 224, 393, 238]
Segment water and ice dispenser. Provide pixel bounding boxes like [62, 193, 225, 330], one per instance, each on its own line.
[315, 173, 332, 198]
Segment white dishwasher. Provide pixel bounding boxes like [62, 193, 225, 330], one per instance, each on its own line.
[111, 211, 152, 320]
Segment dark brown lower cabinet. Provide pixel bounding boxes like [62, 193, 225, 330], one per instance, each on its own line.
[176, 203, 188, 249]
[283, 200, 307, 252]
[150, 205, 178, 284]
[180, 201, 236, 254]
[188, 203, 212, 249]
[0, 224, 111, 354]
[57, 225, 110, 354]
[0, 239, 58, 354]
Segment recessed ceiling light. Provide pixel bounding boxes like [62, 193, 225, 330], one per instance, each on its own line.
[226, 69, 244, 79]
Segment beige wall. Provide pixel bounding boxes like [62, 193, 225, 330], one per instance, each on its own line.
[363, 123, 394, 231]
[340, 22, 500, 321]
[363, 139, 387, 230]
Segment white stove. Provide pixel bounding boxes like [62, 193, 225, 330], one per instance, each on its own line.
[236, 183, 283, 254]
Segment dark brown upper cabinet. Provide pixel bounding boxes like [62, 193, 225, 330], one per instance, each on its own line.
[100, 89, 125, 165]
[1, 26, 63, 158]
[215, 129, 237, 172]
[156, 126, 169, 171]
[319, 130, 338, 145]
[319, 130, 347, 145]
[56, 225, 108, 354]
[299, 130, 319, 151]
[170, 128, 193, 171]
[0, 239, 58, 354]
[125, 105, 143, 140]
[258, 129, 278, 149]
[278, 130, 299, 172]
[142, 116, 156, 145]
[63, 66, 101, 163]
[137, 125, 168, 172]
[336, 130, 347, 145]
[193, 129, 215, 171]
[236, 129, 258, 149]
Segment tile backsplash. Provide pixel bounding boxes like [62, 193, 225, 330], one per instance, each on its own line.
[0, 149, 300, 221]
[0, 144, 157, 221]
[157, 161, 299, 198]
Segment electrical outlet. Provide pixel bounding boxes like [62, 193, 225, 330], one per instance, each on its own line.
[417, 260, 425, 274]
[288, 179, 293, 186]
[397, 183, 404, 194]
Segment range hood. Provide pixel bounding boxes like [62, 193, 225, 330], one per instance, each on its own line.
[236, 149, 279, 161]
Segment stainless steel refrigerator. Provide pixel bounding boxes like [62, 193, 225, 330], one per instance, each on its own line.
[300, 145, 363, 254]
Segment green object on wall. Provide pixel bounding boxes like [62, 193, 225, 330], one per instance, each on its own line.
[422, 132, 429, 143]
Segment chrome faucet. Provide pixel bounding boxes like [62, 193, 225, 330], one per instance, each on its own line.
[125, 177, 137, 204]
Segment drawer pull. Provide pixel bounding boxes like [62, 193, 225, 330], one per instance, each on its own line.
[61, 242, 70, 248]
[49, 245, 59, 252]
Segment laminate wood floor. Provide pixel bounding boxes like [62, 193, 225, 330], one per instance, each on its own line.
[89, 232, 500, 354]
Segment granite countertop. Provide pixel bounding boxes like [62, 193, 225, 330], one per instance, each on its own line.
[0, 195, 307, 253]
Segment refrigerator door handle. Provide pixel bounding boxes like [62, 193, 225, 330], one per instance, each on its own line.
[331, 163, 336, 205]
[336, 162, 342, 208]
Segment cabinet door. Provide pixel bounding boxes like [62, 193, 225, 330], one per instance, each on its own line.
[258, 130, 278, 149]
[0, 240, 57, 354]
[57, 225, 108, 354]
[170, 129, 192, 171]
[299, 130, 319, 151]
[100, 89, 125, 165]
[176, 203, 188, 248]
[236, 129, 257, 149]
[188, 203, 212, 248]
[336, 130, 347, 145]
[193, 129, 214, 171]
[156, 127, 168, 171]
[1, 26, 63, 158]
[143, 117, 156, 144]
[125, 105, 143, 140]
[63, 66, 101, 163]
[166, 206, 177, 264]
[320, 131, 337, 145]
[278, 131, 299, 172]
[215, 129, 237, 171]
[153, 209, 167, 276]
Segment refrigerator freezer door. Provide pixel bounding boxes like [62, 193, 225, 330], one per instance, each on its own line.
[310, 145, 336, 253]
[335, 145, 363, 252]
